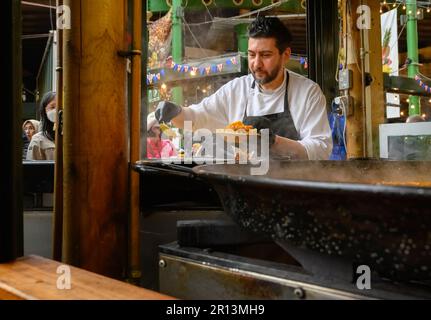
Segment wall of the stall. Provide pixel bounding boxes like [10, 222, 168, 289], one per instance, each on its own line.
[1, 0, 23, 262]
[36, 31, 57, 99]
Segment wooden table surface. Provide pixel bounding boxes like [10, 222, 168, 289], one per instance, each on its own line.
[0, 255, 174, 300]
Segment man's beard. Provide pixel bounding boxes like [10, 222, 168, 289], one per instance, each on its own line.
[251, 62, 282, 85]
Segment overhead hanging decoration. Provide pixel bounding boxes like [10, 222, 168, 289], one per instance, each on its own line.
[414, 75, 431, 94]
[147, 53, 309, 85]
[202, 0, 213, 6]
[148, 9, 172, 69]
[166, 0, 172, 7]
[146, 56, 240, 85]
[233, 0, 244, 6]
[252, 0, 264, 6]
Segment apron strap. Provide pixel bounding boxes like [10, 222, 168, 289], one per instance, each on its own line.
[244, 70, 290, 119]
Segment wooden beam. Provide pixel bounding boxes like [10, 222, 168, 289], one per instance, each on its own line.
[62, 0, 129, 279]
[129, 0, 142, 284]
[53, 0, 64, 262]
[344, 0, 366, 158]
[365, 0, 385, 158]
[0, 256, 174, 300]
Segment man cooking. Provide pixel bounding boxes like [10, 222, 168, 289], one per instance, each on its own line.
[155, 16, 332, 160]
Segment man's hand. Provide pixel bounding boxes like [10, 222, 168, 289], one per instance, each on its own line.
[155, 101, 182, 123]
[243, 116, 276, 145]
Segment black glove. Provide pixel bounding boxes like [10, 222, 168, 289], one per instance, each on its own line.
[155, 101, 182, 123]
[243, 116, 276, 145]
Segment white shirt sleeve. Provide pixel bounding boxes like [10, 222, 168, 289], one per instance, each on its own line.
[297, 85, 333, 160]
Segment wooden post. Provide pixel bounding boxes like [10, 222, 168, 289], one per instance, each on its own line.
[129, 0, 142, 284]
[344, 0, 365, 158]
[62, 0, 128, 279]
[53, 0, 64, 261]
[365, 0, 385, 158]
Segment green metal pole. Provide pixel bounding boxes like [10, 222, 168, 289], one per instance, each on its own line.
[406, 0, 420, 115]
[235, 23, 249, 54]
[172, 0, 183, 104]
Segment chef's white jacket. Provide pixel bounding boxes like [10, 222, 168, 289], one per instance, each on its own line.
[183, 69, 333, 160]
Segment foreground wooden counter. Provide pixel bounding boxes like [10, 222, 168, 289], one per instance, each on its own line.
[0, 255, 173, 300]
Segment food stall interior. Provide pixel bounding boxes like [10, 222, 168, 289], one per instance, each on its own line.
[137, 0, 431, 299]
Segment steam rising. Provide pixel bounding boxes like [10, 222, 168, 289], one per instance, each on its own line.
[200, 160, 431, 187]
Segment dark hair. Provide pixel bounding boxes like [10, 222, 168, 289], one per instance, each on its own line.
[248, 16, 292, 53]
[39, 91, 56, 141]
[147, 126, 161, 138]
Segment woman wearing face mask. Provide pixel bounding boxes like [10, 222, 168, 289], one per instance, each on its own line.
[22, 119, 40, 160]
[27, 91, 57, 160]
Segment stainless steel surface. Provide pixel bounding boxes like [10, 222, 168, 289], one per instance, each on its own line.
[159, 243, 431, 300]
[159, 253, 366, 300]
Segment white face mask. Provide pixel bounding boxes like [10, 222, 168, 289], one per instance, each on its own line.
[47, 109, 57, 123]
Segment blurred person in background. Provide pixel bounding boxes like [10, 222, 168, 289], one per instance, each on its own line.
[22, 119, 40, 160]
[27, 91, 56, 160]
[146, 112, 178, 159]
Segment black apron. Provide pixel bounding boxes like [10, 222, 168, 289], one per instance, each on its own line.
[243, 71, 299, 140]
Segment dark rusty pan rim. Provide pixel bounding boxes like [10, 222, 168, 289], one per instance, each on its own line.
[193, 165, 431, 198]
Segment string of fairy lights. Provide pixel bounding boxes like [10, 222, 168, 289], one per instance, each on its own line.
[380, 0, 431, 14]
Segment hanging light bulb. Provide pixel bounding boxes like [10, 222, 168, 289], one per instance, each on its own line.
[428, 98, 431, 103]
[403, 4, 406, 10]
[427, 7, 431, 13]
[411, 105, 416, 109]
[406, 98, 410, 103]
[161, 83, 167, 90]
[422, 114, 426, 118]
[393, 2, 396, 8]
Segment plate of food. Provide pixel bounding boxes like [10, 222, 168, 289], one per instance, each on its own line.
[214, 121, 261, 162]
[216, 121, 259, 137]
